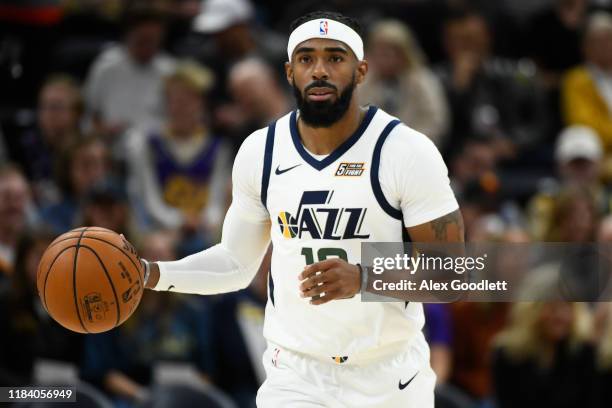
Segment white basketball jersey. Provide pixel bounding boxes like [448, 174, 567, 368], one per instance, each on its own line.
[260, 106, 430, 360]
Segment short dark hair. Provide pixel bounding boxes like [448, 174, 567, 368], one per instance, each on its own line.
[290, 11, 363, 38]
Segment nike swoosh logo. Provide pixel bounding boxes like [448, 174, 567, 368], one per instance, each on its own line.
[275, 164, 301, 175]
[398, 372, 419, 390]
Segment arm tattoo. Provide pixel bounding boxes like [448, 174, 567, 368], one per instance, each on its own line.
[430, 210, 464, 241]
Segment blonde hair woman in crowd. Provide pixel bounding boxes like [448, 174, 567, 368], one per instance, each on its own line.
[359, 20, 449, 148]
[493, 295, 596, 408]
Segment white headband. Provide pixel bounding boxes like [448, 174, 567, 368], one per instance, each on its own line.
[287, 19, 364, 61]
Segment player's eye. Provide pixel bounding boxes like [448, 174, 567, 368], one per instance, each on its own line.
[298, 55, 312, 64]
[330, 55, 344, 63]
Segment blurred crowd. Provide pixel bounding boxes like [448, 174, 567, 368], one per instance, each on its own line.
[1, 0, 612, 407]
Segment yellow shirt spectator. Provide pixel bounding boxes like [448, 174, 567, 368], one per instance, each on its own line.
[562, 66, 612, 149]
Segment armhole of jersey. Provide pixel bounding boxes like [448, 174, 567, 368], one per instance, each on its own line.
[267, 266, 275, 307]
[370, 119, 403, 220]
[260, 121, 276, 210]
[401, 219, 411, 309]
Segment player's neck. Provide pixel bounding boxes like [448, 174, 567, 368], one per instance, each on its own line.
[298, 102, 366, 156]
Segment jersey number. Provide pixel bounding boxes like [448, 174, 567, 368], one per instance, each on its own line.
[301, 247, 348, 265]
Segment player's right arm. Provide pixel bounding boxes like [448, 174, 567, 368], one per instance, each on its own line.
[144, 129, 271, 295]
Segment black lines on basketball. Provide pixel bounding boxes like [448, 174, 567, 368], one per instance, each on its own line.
[47, 236, 80, 250]
[68, 227, 88, 233]
[81, 245, 121, 329]
[46, 227, 113, 250]
[38, 227, 144, 334]
[41, 245, 77, 313]
[81, 235, 143, 289]
[74, 226, 112, 233]
[73, 228, 89, 334]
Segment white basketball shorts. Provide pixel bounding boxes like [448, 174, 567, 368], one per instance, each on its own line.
[256, 336, 436, 408]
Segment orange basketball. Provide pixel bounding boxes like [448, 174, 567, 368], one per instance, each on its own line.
[36, 227, 144, 334]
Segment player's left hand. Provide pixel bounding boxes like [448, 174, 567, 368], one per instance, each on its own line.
[298, 259, 361, 305]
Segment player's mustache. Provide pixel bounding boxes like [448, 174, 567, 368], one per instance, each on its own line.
[304, 81, 337, 93]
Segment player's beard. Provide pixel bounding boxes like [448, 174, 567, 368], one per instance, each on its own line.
[292, 74, 356, 128]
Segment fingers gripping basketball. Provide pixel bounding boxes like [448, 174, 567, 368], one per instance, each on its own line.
[37, 227, 144, 334]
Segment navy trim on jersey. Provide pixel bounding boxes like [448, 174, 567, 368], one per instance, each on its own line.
[371, 119, 403, 220]
[268, 267, 275, 307]
[289, 105, 378, 171]
[261, 121, 276, 209]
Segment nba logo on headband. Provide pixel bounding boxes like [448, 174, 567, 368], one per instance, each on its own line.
[319, 20, 328, 35]
[287, 18, 364, 60]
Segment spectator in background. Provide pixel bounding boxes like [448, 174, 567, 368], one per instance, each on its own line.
[5, 75, 83, 206]
[84, 7, 175, 144]
[437, 10, 548, 159]
[450, 137, 498, 196]
[528, 126, 610, 240]
[39, 135, 110, 234]
[448, 137, 514, 239]
[81, 230, 213, 407]
[555, 126, 605, 188]
[531, 186, 603, 301]
[493, 300, 596, 408]
[0, 230, 84, 386]
[193, 0, 257, 61]
[359, 20, 449, 148]
[544, 185, 600, 242]
[562, 12, 612, 151]
[0, 165, 34, 278]
[127, 61, 230, 245]
[190, 0, 286, 105]
[80, 177, 138, 243]
[527, 0, 588, 87]
[217, 58, 292, 151]
[457, 175, 504, 241]
[449, 301, 510, 403]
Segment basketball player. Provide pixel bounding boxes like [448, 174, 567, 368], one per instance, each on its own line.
[140, 11, 463, 407]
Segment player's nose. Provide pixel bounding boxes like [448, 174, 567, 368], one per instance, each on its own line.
[311, 58, 329, 81]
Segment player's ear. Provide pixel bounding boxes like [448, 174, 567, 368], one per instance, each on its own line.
[355, 59, 368, 85]
[285, 61, 293, 85]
